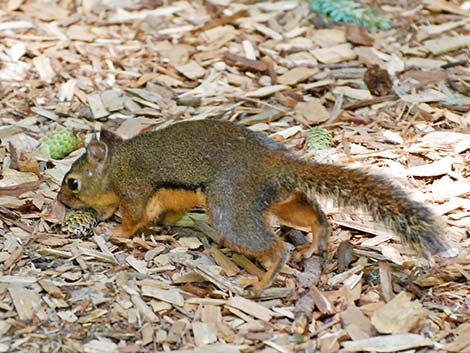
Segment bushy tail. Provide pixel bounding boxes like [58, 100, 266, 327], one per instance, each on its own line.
[287, 161, 455, 257]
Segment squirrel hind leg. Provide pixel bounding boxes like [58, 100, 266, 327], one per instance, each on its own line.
[205, 194, 288, 293]
[156, 209, 188, 225]
[251, 239, 288, 295]
[270, 192, 331, 259]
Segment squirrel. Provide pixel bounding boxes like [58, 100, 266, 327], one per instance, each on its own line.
[58, 119, 454, 293]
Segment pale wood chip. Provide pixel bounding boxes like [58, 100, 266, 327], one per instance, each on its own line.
[333, 87, 373, 100]
[176, 61, 206, 80]
[406, 57, 446, 70]
[3, 246, 23, 270]
[417, 19, 470, 41]
[312, 29, 347, 47]
[168, 344, 242, 353]
[178, 236, 203, 250]
[423, 0, 470, 16]
[342, 333, 433, 352]
[271, 125, 302, 139]
[77, 309, 108, 323]
[192, 321, 218, 346]
[101, 90, 124, 111]
[443, 322, 470, 351]
[8, 285, 41, 321]
[341, 305, 373, 340]
[67, 25, 95, 41]
[39, 279, 65, 299]
[0, 275, 37, 285]
[0, 320, 11, 336]
[87, 93, 109, 119]
[371, 292, 426, 334]
[30, 107, 59, 121]
[312, 43, 356, 64]
[245, 85, 289, 98]
[310, 286, 335, 314]
[108, 5, 189, 23]
[126, 255, 148, 274]
[423, 36, 470, 55]
[116, 117, 159, 139]
[294, 100, 329, 124]
[83, 338, 119, 353]
[58, 79, 77, 101]
[141, 323, 154, 346]
[430, 176, 470, 200]
[378, 262, 394, 303]
[131, 294, 159, 322]
[406, 156, 454, 177]
[251, 23, 283, 40]
[0, 20, 32, 30]
[278, 68, 318, 85]
[141, 286, 185, 306]
[226, 296, 274, 322]
[32, 55, 56, 82]
[58, 310, 78, 322]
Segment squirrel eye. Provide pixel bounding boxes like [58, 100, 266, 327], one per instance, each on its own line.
[67, 178, 80, 192]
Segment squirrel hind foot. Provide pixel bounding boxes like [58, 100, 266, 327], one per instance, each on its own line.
[250, 239, 289, 296]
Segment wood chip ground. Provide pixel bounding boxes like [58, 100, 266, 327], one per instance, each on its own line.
[0, 1, 469, 352]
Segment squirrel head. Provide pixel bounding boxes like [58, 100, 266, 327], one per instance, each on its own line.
[58, 130, 122, 220]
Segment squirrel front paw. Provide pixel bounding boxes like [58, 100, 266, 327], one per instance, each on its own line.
[110, 225, 132, 239]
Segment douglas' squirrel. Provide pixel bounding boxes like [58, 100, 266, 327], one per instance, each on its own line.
[58, 120, 454, 292]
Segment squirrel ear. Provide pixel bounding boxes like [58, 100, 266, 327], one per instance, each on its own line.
[100, 129, 123, 144]
[86, 140, 109, 169]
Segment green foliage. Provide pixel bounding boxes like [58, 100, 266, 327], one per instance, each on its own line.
[311, 0, 392, 30]
[37, 128, 80, 159]
[305, 127, 332, 153]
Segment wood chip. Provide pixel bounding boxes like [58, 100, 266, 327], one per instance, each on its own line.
[176, 61, 206, 80]
[371, 292, 426, 334]
[223, 52, 267, 72]
[8, 286, 41, 321]
[32, 55, 56, 82]
[141, 286, 184, 307]
[226, 296, 274, 322]
[294, 100, 330, 124]
[312, 43, 356, 64]
[2, 1, 470, 350]
[208, 247, 240, 277]
[342, 333, 433, 352]
[341, 305, 373, 340]
[131, 294, 159, 323]
[87, 93, 109, 119]
[278, 67, 318, 85]
[192, 321, 218, 346]
[406, 156, 454, 177]
[423, 36, 470, 55]
[333, 86, 373, 100]
[245, 85, 289, 98]
[126, 255, 149, 274]
[101, 90, 124, 111]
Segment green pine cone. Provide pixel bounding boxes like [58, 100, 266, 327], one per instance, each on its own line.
[38, 128, 80, 160]
[305, 127, 332, 153]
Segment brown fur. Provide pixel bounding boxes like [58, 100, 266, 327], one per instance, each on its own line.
[270, 192, 331, 258]
[58, 120, 454, 294]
